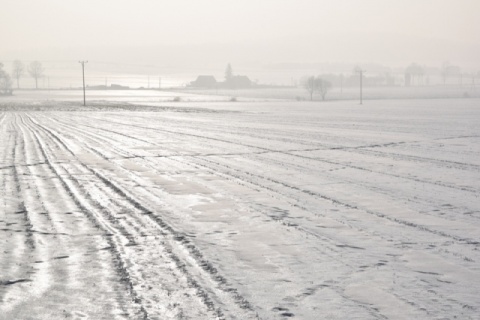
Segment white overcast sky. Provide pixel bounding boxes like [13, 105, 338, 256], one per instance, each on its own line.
[2, 0, 479, 68]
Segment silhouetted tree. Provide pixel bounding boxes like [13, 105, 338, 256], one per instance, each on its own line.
[0, 63, 13, 95]
[302, 76, 316, 101]
[316, 78, 332, 100]
[28, 61, 44, 89]
[225, 63, 233, 81]
[12, 60, 25, 89]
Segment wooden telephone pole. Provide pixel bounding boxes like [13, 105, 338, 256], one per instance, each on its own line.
[356, 68, 365, 105]
[79, 61, 88, 106]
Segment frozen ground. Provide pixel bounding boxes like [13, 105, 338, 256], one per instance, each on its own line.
[0, 94, 479, 319]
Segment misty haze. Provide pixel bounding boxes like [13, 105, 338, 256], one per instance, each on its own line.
[1, 1, 479, 319]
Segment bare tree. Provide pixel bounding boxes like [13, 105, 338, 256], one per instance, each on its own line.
[316, 78, 332, 100]
[28, 61, 44, 89]
[302, 76, 316, 101]
[12, 60, 25, 89]
[0, 63, 13, 95]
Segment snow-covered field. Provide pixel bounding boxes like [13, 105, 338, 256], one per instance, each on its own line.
[1, 95, 479, 319]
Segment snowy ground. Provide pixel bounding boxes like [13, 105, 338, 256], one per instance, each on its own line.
[1, 95, 479, 319]
[179, 85, 479, 101]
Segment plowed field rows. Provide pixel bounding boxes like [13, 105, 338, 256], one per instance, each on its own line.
[1, 99, 479, 319]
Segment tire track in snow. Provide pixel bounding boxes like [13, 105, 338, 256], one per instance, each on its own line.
[22, 110, 480, 319]
[21, 114, 150, 319]
[235, 151, 480, 225]
[84, 114, 480, 195]
[46, 112, 476, 260]
[0, 115, 32, 311]
[39, 114, 370, 263]
[13, 113, 136, 319]
[90, 115, 479, 246]
[24, 113, 260, 319]
[38, 112, 464, 318]
[34, 113, 393, 319]
[191, 155, 478, 245]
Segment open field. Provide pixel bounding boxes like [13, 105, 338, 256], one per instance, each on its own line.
[1, 96, 480, 319]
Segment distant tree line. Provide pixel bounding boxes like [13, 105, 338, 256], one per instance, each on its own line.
[402, 62, 469, 87]
[312, 73, 396, 88]
[299, 61, 476, 101]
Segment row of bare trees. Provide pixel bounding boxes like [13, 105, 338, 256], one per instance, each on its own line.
[7, 60, 45, 90]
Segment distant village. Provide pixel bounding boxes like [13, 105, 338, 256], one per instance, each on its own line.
[188, 64, 254, 89]
[189, 74, 253, 89]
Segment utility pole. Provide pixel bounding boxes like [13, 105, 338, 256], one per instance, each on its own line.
[356, 68, 364, 105]
[158, 77, 162, 89]
[79, 61, 88, 106]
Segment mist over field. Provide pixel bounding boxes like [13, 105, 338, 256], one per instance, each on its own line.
[1, 0, 480, 89]
[1, 1, 480, 319]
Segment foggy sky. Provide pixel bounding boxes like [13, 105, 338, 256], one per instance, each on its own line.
[2, 0, 480, 69]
